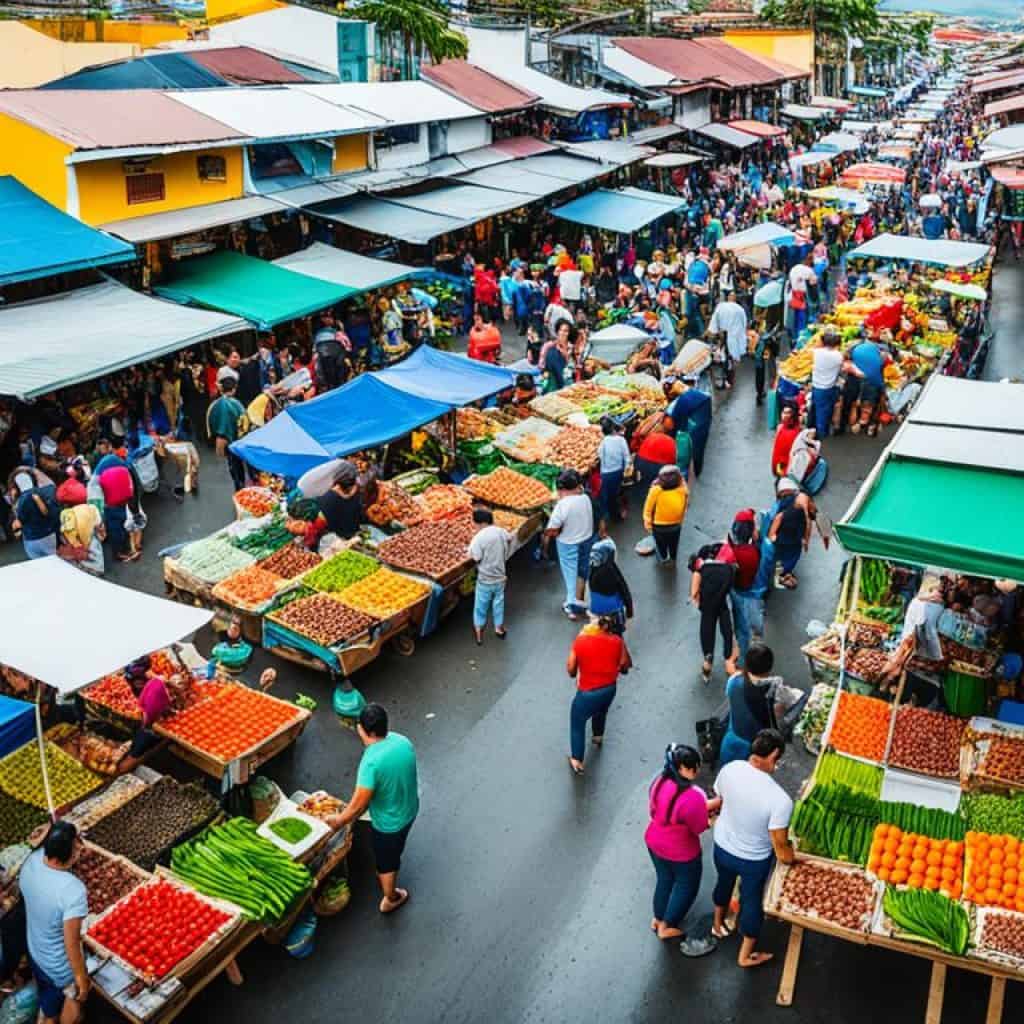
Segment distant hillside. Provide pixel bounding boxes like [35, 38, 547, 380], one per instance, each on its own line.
[881, 0, 1021, 20]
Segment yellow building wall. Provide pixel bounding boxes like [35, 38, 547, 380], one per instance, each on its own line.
[0, 113, 73, 211]
[724, 29, 815, 75]
[333, 134, 369, 174]
[24, 18, 189, 46]
[205, 0, 284, 24]
[75, 147, 245, 226]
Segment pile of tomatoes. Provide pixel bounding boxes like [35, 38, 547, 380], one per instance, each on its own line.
[88, 880, 233, 979]
[160, 686, 300, 761]
[84, 675, 141, 721]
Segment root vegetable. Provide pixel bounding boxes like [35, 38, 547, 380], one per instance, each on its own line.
[464, 467, 553, 510]
[269, 593, 377, 647]
[377, 517, 478, 580]
[779, 862, 876, 931]
[888, 706, 964, 778]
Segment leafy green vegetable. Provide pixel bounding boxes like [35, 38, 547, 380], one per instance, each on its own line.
[305, 550, 380, 594]
[269, 817, 313, 844]
[883, 887, 969, 955]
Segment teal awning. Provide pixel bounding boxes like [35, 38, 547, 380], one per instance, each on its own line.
[848, 85, 888, 98]
[154, 250, 356, 330]
[550, 187, 685, 234]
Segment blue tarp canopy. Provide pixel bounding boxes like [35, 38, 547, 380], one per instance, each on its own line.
[231, 373, 450, 477]
[41, 53, 226, 90]
[372, 346, 518, 406]
[0, 176, 135, 286]
[550, 187, 685, 234]
[0, 695, 34, 759]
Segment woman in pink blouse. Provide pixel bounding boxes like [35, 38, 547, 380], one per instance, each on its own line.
[645, 744, 721, 955]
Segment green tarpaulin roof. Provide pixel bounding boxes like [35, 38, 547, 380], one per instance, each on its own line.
[154, 250, 356, 330]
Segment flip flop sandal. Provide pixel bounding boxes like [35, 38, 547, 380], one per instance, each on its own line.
[380, 889, 409, 914]
[711, 923, 734, 940]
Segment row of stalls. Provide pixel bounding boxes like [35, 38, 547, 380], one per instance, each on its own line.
[0, 558, 350, 1024]
[775, 377, 1024, 1023]
[158, 346, 671, 681]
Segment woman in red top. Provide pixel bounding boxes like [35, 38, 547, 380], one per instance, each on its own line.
[770, 404, 801, 479]
[566, 616, 631, 774]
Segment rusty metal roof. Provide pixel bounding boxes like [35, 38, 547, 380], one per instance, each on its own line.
[421, 60, 540, 113]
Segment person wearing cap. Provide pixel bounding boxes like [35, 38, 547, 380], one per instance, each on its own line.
[10, 470, 60, 560]
[19, 821, 90, 1024]
[767, 477, 810, 590]
[643, 465, 688, 565]
[684, 247, 711, 339]
[543, 470, 595, 620]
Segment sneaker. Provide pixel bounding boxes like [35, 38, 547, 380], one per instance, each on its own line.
[680, 936, 718, 958]
[562, 603, 579, 621]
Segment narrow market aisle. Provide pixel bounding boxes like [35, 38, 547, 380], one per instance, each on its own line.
[985, 256, 1024, 382]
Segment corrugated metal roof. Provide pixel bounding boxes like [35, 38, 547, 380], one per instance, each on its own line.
[630, 124, 684, 144]
[297, 81, 483, 126]
[168, 87, 383, 140]
[974, 70, 1024, 95]
[695, 122, 760, 148]
[315, 196, 464, 244]
[562, 139, 654, 164]
[420, 60, 539, 113]
[188, 47, 308, 85]
[601, 45, 679, 88]
[274, 243, 422, 291]
[100, 195, 288, 243]
[728, 119, 786, 138]
[490, 136, 557, 158]
[985, 92, 1024, 117]
[0, 89, 243, 150]
[41, 53, 226, 91]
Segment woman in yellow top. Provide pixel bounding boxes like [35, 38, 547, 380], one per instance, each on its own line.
[643, 465, 688, 565]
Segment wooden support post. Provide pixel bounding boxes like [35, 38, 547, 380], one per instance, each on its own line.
[776, 924, 804, 1007]
[925, 961, 946, 1024]
[986, 977, 1006, 1024]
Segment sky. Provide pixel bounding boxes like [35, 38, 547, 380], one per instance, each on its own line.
[881, 0, 1021, 18]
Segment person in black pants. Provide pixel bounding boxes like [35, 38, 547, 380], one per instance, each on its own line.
[689, 544, 738, 685]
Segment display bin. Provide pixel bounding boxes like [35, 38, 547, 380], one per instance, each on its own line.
[944, 664, 989, 718]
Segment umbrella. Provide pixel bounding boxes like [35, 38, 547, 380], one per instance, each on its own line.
[931, 279, 987, 300]
[754, 280, 785, 308]
[920, 193, 942, 210]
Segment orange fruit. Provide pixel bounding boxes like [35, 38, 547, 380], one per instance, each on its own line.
[881, 852, 896, 868]
[885, 837, 900, 854]
[949, 841, 964, 856]
[891, 868, 908, 884]
[875, 823, 890, 839]
[1004, 882, 1018, 897]
[992, 835, 1006, 848]
[895, 857, 911, 871]
[913, 844, 928, 861]
[985, 888, 1001, 904]
[868, 855, 882, 872]
[926, 865, 941, 881]
[941, 866, 956, 882]
[926, 851, 942, 867]
[991, 848, 1005, 864]
[877, 867, 891, 882]
[1007, 852, 1019, 869]
[924, 877, 940, 891]
[908, 874, 924, 889]
[1007, 836, 1019, 851]
[1006, 868, 1019, 884]
[911, 859, 927, 876]
[964, 884, 975, 900]
[951, 881, 962, 899]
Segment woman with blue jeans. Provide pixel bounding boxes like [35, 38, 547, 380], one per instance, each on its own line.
[565, 616, 630, 775]
[645, 744, 720, 954]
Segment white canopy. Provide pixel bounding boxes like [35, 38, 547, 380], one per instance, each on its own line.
[789, 151, 832, 170]
[0, 557, 211, 694]
[0, 281, 246, 400]
[590, 323, 651, 343]
[717, 221, 795, 251]
[848, 232, 991, 268]
[781, 103, 831, 121]
[984, 124, 1024, 153]
[695, 122, 760, 149]
[813, 131, 862, 153]
[644, 152, 703, 168]
[274, 242, 421, 292]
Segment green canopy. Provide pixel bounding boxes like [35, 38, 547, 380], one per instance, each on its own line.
[154, 250, 357, 330]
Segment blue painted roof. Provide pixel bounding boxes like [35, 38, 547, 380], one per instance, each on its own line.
[41, 53, 228, 90]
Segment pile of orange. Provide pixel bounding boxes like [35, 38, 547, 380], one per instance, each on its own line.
[964, 831, 1024, 910]
[829, 691, 892, 763]
[867, 824, 963, 896]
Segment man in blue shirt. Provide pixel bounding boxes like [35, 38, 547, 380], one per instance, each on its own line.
[685, 247, 711, 339]
[921, 209, 947, 240]
[663, 377, 712, 477]
[839, 334, 890, 437]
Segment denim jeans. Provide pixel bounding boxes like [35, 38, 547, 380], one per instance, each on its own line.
[648, 849, 702, 928]
[811, 385, 838, 439]
[712, 843, 774, 939]
[731, 590, 765, 659]
[570, 684, 616, 761]
[473, 580, 505, 629]
[104, 505, 129, 556]
[23, 534, 57, 560]
[685, 291, 704, 338]
[556, 539, 583, 609]
[600, 469, 625, 522]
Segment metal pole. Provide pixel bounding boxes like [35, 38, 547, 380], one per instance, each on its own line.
[34, 690, 56, 820]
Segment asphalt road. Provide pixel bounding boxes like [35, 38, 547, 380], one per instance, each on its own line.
[7, 262, 1021, 1023]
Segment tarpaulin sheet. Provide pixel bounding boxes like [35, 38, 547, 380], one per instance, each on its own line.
[154, 250, 355, 329]
[718, 222, 795, 251]
[848, 233, 990, 267]
[550, 187, 685, 234]
[372, 345, 518, 406]
[0, 176, 134, 285]
[0, 695, 34, 759]
[231, 373, 451, 476]
[273, 243, 424, 292]
[695, 122, 760, 149]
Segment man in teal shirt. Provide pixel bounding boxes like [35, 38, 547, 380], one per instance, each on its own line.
[206, 376, 248, 491]
[328, 703, 419, 913]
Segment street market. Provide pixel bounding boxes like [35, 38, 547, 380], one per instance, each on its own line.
[1, 9, 1024, 1024]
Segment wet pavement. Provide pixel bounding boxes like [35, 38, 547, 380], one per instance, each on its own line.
[7, 263, 1021, 1023]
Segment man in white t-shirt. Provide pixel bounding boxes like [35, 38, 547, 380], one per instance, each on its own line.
[810, 329, 844, 438]
[543, 469, 595, 620]
[557, 267, 583, 308]
[711, 729, 795, 968]
[787, 255, 818, 338]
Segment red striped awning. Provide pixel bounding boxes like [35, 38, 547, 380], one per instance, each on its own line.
[840, 162, 906, 186]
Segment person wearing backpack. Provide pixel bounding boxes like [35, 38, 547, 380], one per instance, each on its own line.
[206, 377, 248, 492]
[644, 744, 721, 953]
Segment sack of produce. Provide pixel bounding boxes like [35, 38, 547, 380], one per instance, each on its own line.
[284, 909, 318, 959]
[313, 873, 351, 917]
[250, 775, 282, 824]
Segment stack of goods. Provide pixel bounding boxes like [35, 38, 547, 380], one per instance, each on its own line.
[867, 826, 964, 895]
[456, 407, 501, 440]
[336, 568, 430, 620]
[72, 844, 148, 916]
[171, 818, 312, 924]
[0, 790, 48, 847]
[233, 487, 279, 518]
[492, 418, 560, 464]
[85, 777, 220, 871]
[298, 792, 344, 820]
[966, 727, 1024, 787]
[267, 593, 377, 648]
[464, 467, 553, 511]
[304, 549, 381, 595]
[377, 518, 478, 581]
[528, 392, 582, 424]
[827, 691, 892, 762]
[365, 481, 425, 529]
[0, 741, 103, 809]
[158, 686, 303, 762]
[46, 724, 130, 776]
[774, 861, 879, 932]
[257, 544, 321, 580]
[416, 484, 474, 522]
[963, 832, 1024, 911]
[175, 536, 255, 585]
[87, 878, 237, 980]
[545, 425, 602, 475]
[229, 516, 292, 560]
[212, 565, 285, 611]
[492, 509, 527, 535]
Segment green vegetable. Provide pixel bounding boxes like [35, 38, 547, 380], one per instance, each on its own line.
[860, 558, 892, 606]
[171, 818, 312, 924]
[860, 604, 905, 625]
[294, 693, 318, 711]
[177, 536, 256, 584]
[791, 781, 880, 864]
[305, 550, 380, 594]
[815, 751, 884, 798]
[962, 792, 1024, 840]
[269, 817, 313, 844]
[231, 516, 292, 559]
[882, 887, 969, 955]
[878, 801, 965, 841]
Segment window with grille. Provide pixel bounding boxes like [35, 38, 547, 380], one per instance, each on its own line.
[126, 172, 165, 205]
[197, 155, 227, 182]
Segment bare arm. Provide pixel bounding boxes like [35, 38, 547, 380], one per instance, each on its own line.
[690, 569, 701, 605]
[328, 785, 373, 829]
[64, 917, 90, 999]
[771, 827, 796, 864]
[767, 513, 782, 543]
[566, 648, 579, 678]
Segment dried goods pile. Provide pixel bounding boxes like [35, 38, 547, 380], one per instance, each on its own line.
[298, 792, 343, 820]
[416, 484, 473, 521]
[888, 706, 965, 778]
[845, 646, 890, 683]
[304, 549, 380, 594]
[337, 568, 430, 619]
[88, 880, 234, 980]
[980, 911, 1024, 958]
[828, 691, 891, 762]
[234, 487, 278, 518]
[778, 862, 877, 931]
[882, 887, 970, 955]
[980, 736, 1024, 785]
[544, 426, 601, 474]
[0, 741, 102, 809]
[85, 674, 143, 720]
[0, 789, 48, 847]
[377, 518, 478, 580]
[212, 565, 282, 609]
[159, 686, 302, 762]
[868, 826, 964, 895]
[456, 407, 500, 439]
[365, 481, 424, 528]
[258, 544, 321, 580]
[492, 509, 527, 534]
[85, 778, 219, 871]
[176, 536, 255, 584]
[73, 846, 146, 916]
[63, 776, 148, 832]
[964, 832, 1024, 911]
[171, 818, 311, 924]
[464, 467, 553, 510]
[230, 517, 291, 559]
[269, 593, 377, 647]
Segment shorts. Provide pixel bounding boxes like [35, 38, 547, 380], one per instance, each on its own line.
[31, 962, 71, 1020]
[371, 821, 413, 874]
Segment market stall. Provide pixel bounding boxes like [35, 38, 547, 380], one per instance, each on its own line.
[776, 378, 1024, 1023]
